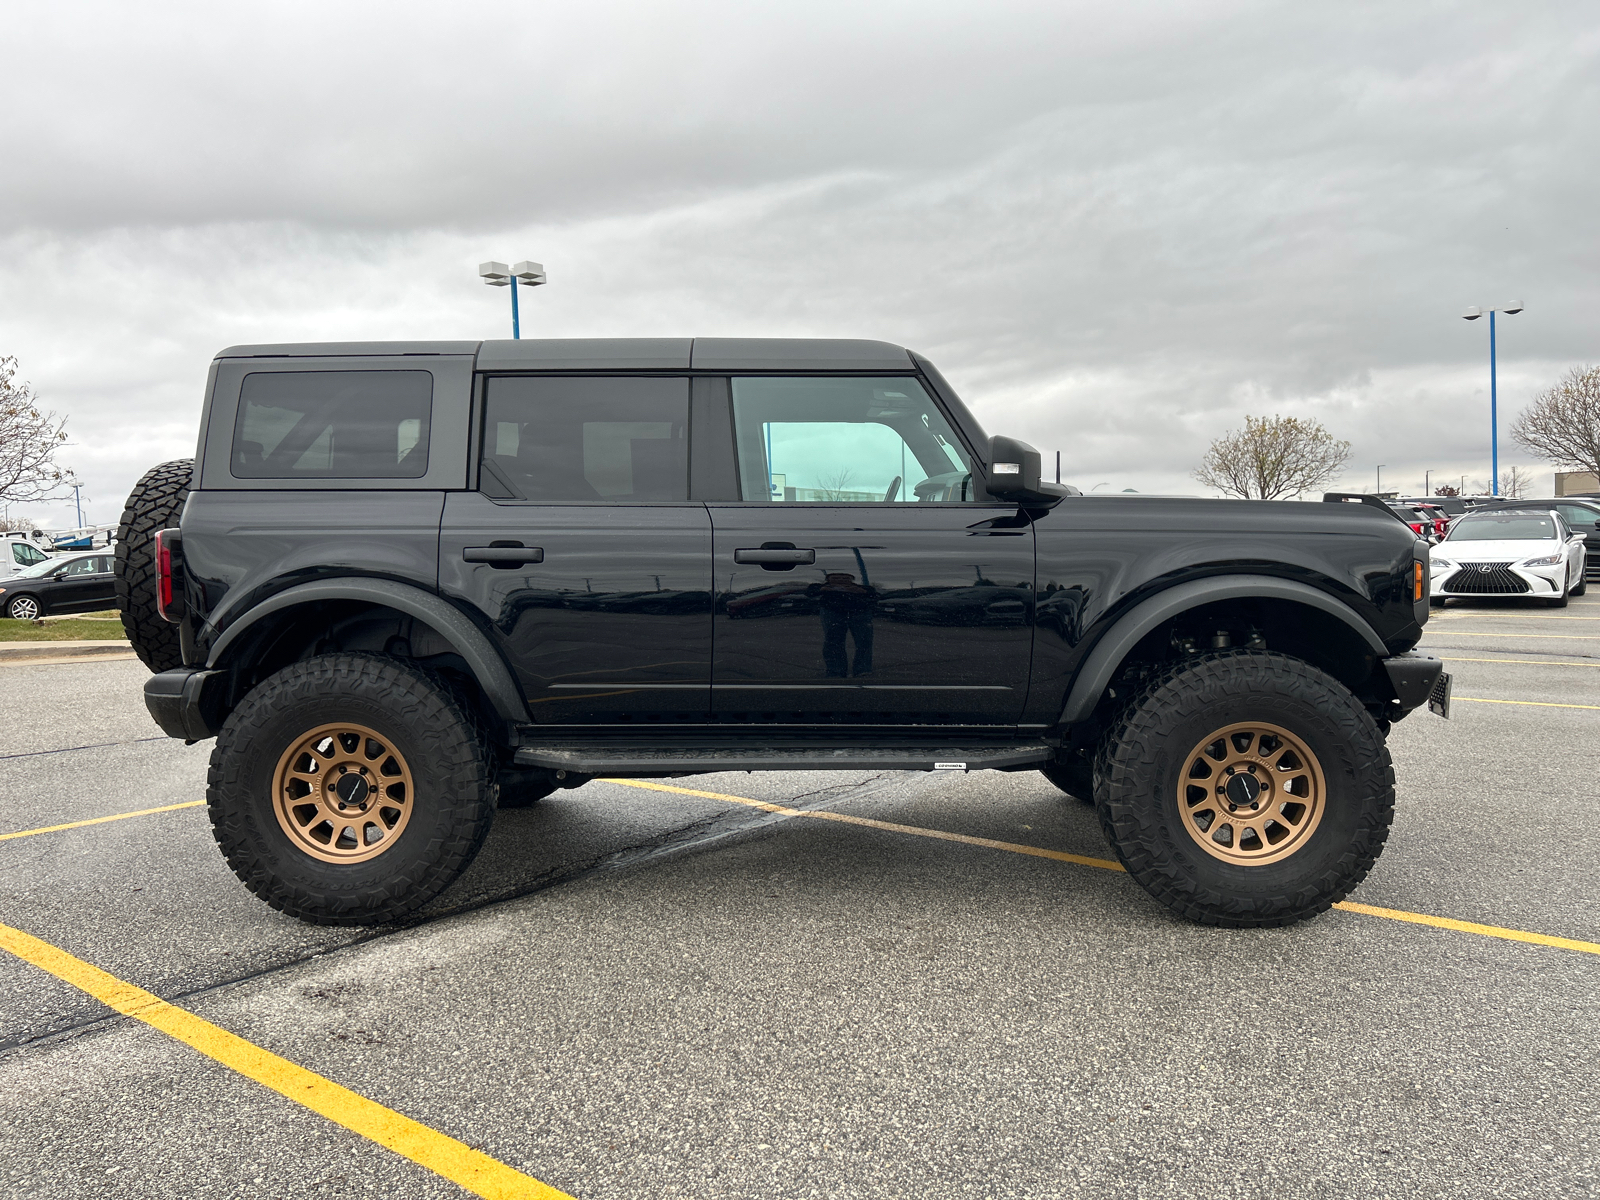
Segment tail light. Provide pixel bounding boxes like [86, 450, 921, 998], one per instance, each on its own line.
[1409, 522, 1424, 535]
[155, 528, 185, 622]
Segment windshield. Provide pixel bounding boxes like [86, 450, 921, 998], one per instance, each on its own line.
[11, 556, 68, 579]
[1444, 514, 1557, 542]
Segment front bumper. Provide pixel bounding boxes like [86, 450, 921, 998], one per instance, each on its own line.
[1431, 561, 1566, 597]
[1382, 653, 1450, 720]
[144, 667, 229, 741]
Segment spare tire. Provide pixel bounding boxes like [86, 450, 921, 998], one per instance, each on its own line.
[114, 458, 193, 673]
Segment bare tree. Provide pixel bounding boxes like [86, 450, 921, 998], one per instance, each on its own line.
[1512, 365, 1600, 482]
[1432, 483, 1461, 497]
[815, 467, 856, 501]
[1193, 415, 1351, 500]
[0, 357, 77, 505]
[1471, 467, 1535, 499]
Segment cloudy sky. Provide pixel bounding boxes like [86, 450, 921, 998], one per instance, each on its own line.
[3, 0, 1596, 528]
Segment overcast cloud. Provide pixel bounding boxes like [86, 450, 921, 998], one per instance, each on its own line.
[2, 0, 1597, 527]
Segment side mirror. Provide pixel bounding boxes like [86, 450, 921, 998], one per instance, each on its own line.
[986, 435, 1043, 497]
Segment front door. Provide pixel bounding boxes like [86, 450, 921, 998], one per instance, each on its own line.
[709, 375, 1035, 725]
[439, 375, 712, 726]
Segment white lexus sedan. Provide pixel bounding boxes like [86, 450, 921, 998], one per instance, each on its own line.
[1430, 509, 1589, 608]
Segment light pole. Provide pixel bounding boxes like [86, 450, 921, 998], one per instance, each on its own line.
[72, 484, 83, 530]
[479, 261, 547, 339]
[1462, 302, 1524, 496]
[1424, 470, 1431, 497]
[1376, 465, 1385, 496]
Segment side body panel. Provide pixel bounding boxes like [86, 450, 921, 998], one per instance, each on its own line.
[184, 490, 447, 654]
[439, 493, 713, 724]
[1025, 496, 1424, 724]
[707, 504, 1035, 724]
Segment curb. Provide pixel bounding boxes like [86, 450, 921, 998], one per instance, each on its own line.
[0, 641, 134, 664]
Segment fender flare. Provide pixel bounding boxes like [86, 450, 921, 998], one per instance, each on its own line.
[1057, 574, 1388, 725]
[205, 578, 531, 724]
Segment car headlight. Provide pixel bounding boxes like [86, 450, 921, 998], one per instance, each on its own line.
[1522, 553, 1564, 567]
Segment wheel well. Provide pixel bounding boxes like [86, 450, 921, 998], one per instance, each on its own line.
[1065, 596, 1385, 752]
[211, 600, 508, 746]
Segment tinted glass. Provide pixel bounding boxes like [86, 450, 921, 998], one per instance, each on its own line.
[481, 377, 689, 502]
[12, 543, 46, 566]
[1446, 514, 1558, 541]
[233, 371, 432, 479]
[731, 377, 973, 503]
[60, 557, 99, 576]
[1556, 504, 1598, 527]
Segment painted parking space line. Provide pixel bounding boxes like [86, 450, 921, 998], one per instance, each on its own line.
[0, 922, 573, 1200]
[601, 780, 1600, 958]
[602, 778, 1126, 872]
[1438, 656, 1600, 668]
[1453, 696, 1600, 711]
[1432, 632, 1600, 640]
[0, 800, 206, 842]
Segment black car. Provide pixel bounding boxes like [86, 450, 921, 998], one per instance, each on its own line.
[0, 550, 118, 621]
[118, 337, 1447, 931]
[1487, 498, 1600, 578]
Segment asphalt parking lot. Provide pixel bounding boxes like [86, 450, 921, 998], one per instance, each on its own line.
[2, 595, 1597, 1200]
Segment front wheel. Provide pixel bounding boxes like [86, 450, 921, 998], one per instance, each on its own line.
[1095, 650, 1394, 928]
[5, 594, 41, 621]
[207, 653, 497, 925]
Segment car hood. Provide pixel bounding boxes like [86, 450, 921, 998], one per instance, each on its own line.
[1433, 539, 1565, 560]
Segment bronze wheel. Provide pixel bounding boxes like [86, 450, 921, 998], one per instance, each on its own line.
[1177, 720, 1325, 865]
[271, 722, 415, 864]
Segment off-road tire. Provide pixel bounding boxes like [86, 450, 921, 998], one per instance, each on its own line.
[1094, 650, 1395, 928]
[1040, 755, 1094, 803]
[207, 653, 497, 925]
[114, 458, 193, 672]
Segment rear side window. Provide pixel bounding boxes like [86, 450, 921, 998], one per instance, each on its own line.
[232, 371, 432, 479]
[481, 377, 689, 501]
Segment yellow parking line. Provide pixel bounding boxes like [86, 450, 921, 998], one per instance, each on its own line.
[1453, 696, 1600, 711]
[1331, 902, 1600, 955]
[0, 922, 572, 1200]
[603, 778, 1125, 871]
[601, 780, 1600, 957]
[0, 801, 206, 842]
[1436, 632, 1600, 639]
[1439, 656, 1600, 668]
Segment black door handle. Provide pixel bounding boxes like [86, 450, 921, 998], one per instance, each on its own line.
[464, 544, 544, 566]
[734, 548, 816, 565]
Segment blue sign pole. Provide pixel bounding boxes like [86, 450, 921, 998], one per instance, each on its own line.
[510, 276, 521, 340]
[1489, 310, 1498, 495]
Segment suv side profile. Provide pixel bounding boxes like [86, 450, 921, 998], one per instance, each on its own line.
[120, 338, 1447, 930]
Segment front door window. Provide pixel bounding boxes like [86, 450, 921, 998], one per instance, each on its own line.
[731, 377, 975, 504]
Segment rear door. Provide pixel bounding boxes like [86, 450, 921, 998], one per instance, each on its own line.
[707, 374, 1035, 726]
[438, 375, 713, 725]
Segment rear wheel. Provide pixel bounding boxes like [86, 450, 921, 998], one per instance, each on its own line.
[114, 458, 193, 672]
[207, 653, 497, 925]
[5, 595, 41, 621]
[1095, 650, 1394, 928]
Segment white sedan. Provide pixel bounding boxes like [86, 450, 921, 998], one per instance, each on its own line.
[1430, 509, 1588, 608]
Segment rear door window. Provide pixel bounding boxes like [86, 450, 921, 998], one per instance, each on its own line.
[481, 377, 689, 501]
[232, 371, 433, 479]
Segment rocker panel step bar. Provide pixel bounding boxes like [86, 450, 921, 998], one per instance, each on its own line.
[512, 743, 1053, 774]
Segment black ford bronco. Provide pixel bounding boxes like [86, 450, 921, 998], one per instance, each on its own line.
[118, 338, 1448, 929]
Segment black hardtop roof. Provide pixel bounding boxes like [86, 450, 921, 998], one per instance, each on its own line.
[213, 337, 916, 372]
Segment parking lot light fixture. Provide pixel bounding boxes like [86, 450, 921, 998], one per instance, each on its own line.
[479, 260, 546, 339]
[1462, 302, 1525, 495]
